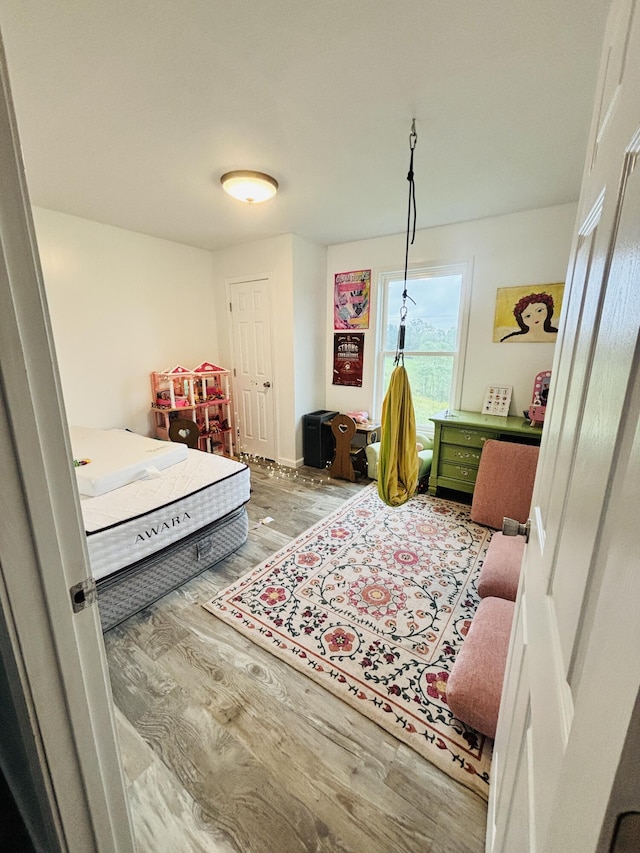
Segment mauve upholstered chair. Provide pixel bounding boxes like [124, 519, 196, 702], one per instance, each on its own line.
[447, 596, 515, 739]
[470, 439, 539, 530]
[477, 532, 525, 601]
[472, 440, 539, 602]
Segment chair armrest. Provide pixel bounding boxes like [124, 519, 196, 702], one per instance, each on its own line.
[416, 433, 433, 451]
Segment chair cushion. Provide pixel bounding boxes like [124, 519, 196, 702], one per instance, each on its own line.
[416, 433, 434, 452]
[477, 532, 524, 601]
[417, 449, 433, 481]
[447, 597, 515, 739]
[365, 442, 381, 479]
[365, 441, 432, 481]
[471, 440, 539, 529]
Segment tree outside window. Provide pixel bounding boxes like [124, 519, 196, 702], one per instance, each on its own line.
[377, 268, 467, 430]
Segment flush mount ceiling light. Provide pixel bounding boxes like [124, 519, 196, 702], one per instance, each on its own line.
[220, 170, 278, 203]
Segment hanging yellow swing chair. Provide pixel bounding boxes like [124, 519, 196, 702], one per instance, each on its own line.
[377, 363, 419, 506]
[378, 120, 421, 508]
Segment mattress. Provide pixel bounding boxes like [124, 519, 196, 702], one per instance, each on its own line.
[96, 506, 249, 632]
[70, 426, 188, 496]
[80, 447, 250, 580]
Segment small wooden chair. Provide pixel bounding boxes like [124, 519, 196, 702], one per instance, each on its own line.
[168, 417, 201, 449]
[329, 414, 357, 481]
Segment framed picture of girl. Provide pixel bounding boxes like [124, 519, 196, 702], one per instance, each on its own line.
[493, 283, 565, 343]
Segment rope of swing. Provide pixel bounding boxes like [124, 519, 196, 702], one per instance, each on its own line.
[395, 119, 418, 366]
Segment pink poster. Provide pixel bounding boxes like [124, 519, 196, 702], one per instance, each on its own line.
[334, 269, 371, 330]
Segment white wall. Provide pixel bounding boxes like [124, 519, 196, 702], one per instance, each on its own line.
[32, 203, 576, 460]
[33, 208, 217, 437]
[325, 203, 577, 423]
[292, 234, 327, 458]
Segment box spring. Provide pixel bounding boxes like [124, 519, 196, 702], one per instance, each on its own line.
[97, 505, 248, 631]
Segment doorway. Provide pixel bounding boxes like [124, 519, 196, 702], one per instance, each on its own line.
[228, 277, 276, 460]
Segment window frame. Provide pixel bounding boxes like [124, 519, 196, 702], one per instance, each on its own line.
[374, 261, 471, 433]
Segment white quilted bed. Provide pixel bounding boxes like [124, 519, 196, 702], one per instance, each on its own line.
[70, 427, 250, 629]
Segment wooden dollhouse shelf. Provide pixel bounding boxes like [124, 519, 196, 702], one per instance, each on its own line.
[150, 362, 235, 458]
[151, 399, 231, 413]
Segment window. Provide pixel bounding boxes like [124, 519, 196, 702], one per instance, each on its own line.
[376, 265, 468, 431]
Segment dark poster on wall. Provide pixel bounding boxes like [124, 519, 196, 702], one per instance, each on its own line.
[332, 333, 364, 387]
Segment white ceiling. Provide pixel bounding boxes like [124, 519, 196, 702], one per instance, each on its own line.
[0, 1, 611, 253]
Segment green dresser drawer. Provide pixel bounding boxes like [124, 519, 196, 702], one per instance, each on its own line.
[441, 425, 498, 448]
[428, 410, 542, 497]
[440, 444, 483, 466]
[439, 462, 479, 484]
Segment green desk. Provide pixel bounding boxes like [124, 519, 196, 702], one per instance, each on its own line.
[428, 410, 542, 497]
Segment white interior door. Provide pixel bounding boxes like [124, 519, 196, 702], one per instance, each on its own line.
[229, 277, 276, 459]
[489, 3, 640, 851]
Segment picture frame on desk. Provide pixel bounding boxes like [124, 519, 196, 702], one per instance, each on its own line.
[482, 384, 512, 417]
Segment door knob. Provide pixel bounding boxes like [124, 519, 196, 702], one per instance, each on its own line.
[502, 517, 531, 542]
[263, 381, 271, 388]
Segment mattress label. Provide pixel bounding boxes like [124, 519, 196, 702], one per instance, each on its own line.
[134, 512, 192, 543]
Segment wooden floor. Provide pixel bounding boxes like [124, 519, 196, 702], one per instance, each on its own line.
[104, 462, 487, 853]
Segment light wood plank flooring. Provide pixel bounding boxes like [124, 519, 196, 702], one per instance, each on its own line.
[104, 462, 487, 853]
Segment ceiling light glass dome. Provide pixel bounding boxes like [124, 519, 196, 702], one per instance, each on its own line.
[220, 170, 278, 203]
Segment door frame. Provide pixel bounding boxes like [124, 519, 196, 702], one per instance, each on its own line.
[0, 31, 134, 851]
[226, 272, 279, 462]
[488, 2, 640, 848]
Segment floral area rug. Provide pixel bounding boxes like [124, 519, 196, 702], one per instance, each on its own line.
[203, 484, 493, 798]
